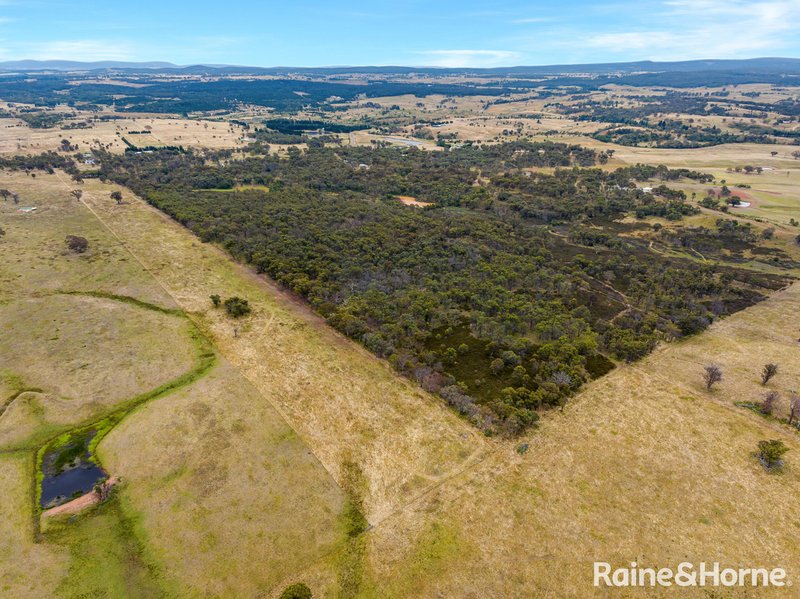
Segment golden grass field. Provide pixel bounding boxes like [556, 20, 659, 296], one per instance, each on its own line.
[1, 104, 800, 597]
[0, 111, 246, 155]
[0, 171, 350, 598]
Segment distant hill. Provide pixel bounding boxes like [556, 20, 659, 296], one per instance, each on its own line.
[1, 57, 800, 76]
[0, 60, 178, 71]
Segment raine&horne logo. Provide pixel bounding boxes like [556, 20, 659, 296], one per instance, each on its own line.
[594, 562, 790, 588]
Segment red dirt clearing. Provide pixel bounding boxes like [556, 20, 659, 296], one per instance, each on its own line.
[395, 195, 433, 208]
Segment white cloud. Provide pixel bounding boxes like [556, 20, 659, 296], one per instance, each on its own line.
[414, 49, 521, 68]
[584, 0, 800, 60]
[11, 39, 136, 61]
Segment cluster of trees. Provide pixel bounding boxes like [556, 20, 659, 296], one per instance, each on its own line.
[592, 124, 771, 149]
[210, 294, 251, 318]
[658, 219, 765, 255]
[707, 361, 800, 433]
[120, 137, 185, 153]
[559, 89, 800, 147]
[0, 151, 80, 178]
[2, 104, 789, 434]
[704, 361, 795, 473]
[17, 111, 70, 129]
[0, 75, 514, 114]
[83, 141, 790, 435]
[261, 118, 369, 135]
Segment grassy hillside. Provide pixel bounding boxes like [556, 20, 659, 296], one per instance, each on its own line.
[0, 171, 353, 597]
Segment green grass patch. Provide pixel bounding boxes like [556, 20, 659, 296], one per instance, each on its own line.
[735, 401, 800, 432]
[48, 430, 93, 474]
[58, 290, 183, 316]
[381, 521, 466, 598]
[46, 493, 176, 598]
[333, 459, 371, 599]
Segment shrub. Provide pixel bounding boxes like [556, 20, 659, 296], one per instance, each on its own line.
[279, 582, 312, 599]
[223, 296, 251, 318]
[758, 439, 789, 471]
[761, 390, 780, 415]
[65, 234, 88, 253]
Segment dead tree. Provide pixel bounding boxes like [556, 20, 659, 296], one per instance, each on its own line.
[761, 363, 779, 385]
[703, 364, 723, 390]
[789, 393, 800, 426]
[761, 390, 780, 415]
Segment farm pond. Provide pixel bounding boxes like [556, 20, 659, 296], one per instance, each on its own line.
[40, 430, 107, 509]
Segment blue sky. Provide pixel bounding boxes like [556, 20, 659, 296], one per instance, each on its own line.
[1, 0, 800, 67]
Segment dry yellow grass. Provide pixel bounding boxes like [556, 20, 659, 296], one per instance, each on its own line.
[0, 172, 199, 450]
[99, 359, 347, 597]
[3, 112, 800, 597]
[0, 453, 67, 598]
[0, 171, 350, 597]
[0, 294, 195, 449]
[0, 116, 245, 155]
[0, 170, 176, 305]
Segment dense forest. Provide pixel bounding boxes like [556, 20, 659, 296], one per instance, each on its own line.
[78, 141, 790, 434]
[1, 69, 798, 116]
[551, 94, 800, 148]
[4, 142, 788, 435]
[0, 75, 512, 113]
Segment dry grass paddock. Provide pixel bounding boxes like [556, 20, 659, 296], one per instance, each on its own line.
[0, 171, 350, 597]
[0, 114, 245, 155]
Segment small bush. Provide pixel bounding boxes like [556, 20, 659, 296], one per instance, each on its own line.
[65, 234, 88, 253]
[223, 296, 251, 318]
[758, 439, 789, 471]
[702, 364, 722, 390]
[279, 582, 312, 599]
